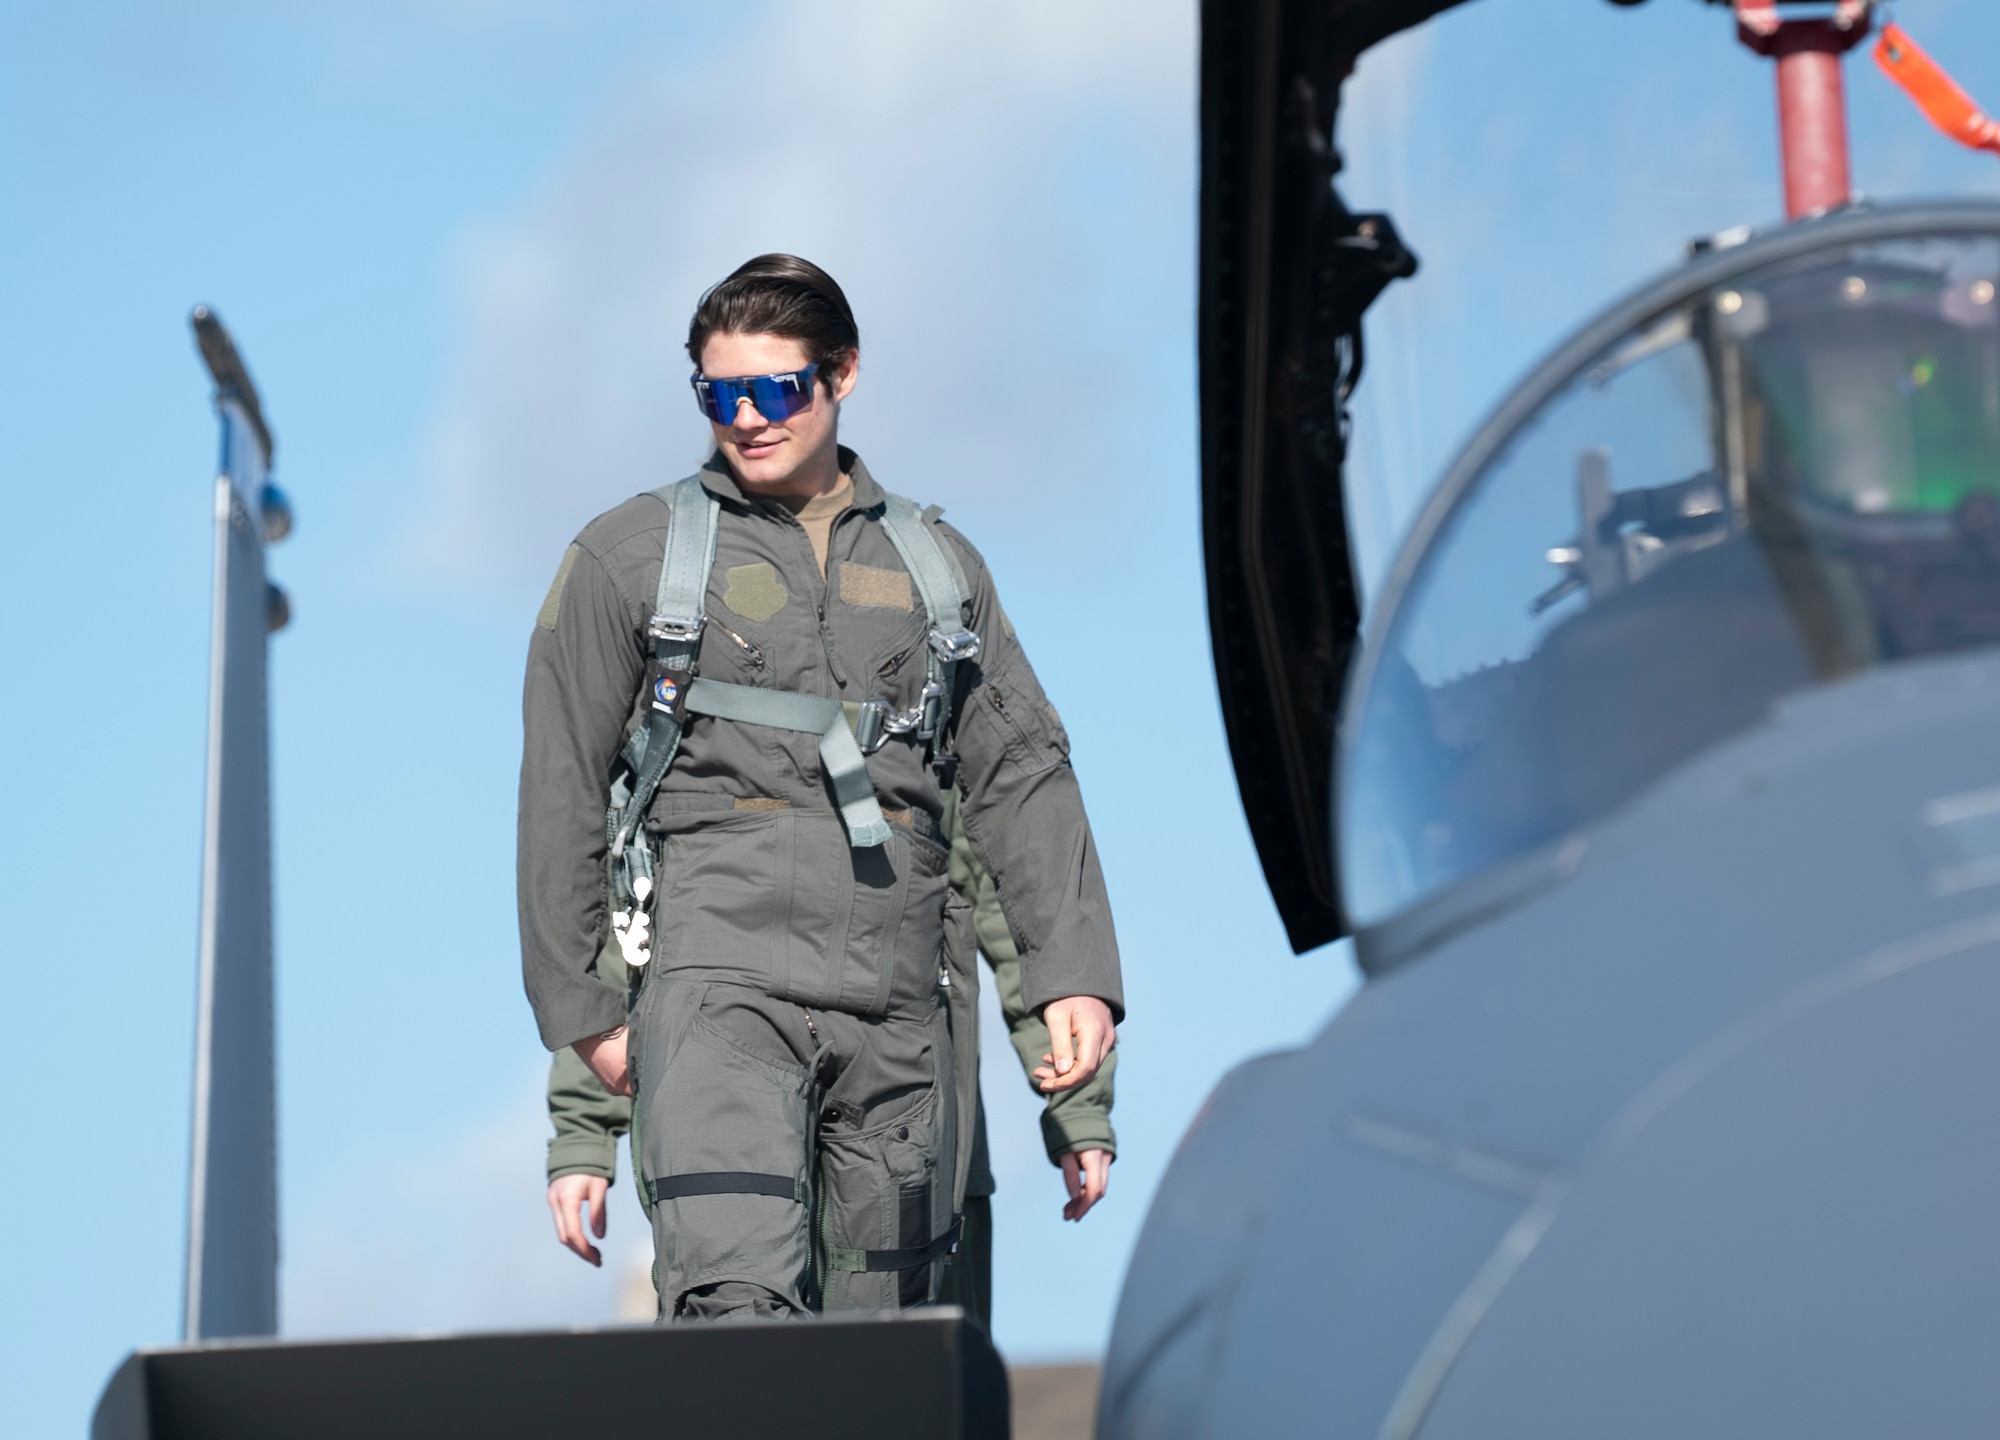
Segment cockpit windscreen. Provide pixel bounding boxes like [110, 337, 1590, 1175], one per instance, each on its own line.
[1341, 232, 2000, 929]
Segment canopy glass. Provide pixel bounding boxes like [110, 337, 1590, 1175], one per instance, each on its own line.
[1341, 229, 2000, 928]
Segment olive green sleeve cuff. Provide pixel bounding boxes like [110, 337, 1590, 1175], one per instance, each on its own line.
[547, 1133, 620, 1183]
[1040, 1108, 1117, 1163]
[546, 1047, 632, 1183]
[1039, 1046, 1117, 1164]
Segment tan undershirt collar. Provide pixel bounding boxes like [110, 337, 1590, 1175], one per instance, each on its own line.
[775, 472, 854, 578]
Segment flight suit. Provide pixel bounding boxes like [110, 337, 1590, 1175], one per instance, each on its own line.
[545, 795, 1119, 1323]
[520, 450, 1123, 1320]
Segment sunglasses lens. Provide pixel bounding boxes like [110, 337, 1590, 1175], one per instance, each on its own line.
[693, 366, 816, 424]
[700, 379, 747, 424]
[692, 379, 721, 424]
[748, 372, 811, 420]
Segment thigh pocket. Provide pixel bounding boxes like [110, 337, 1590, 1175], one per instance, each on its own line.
[817, 1089, 949, 1313]
[634, 984, 813, 1314]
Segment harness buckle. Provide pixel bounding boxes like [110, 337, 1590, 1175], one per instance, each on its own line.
[853, 698, 890, 755]
[855, 697, 929, 754]
[647, 612, 704, 644]
[928, 629, 981, 665]
[916, 680, 947, 741]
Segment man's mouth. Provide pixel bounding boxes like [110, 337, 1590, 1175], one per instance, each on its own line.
[737, 435, 783, 458]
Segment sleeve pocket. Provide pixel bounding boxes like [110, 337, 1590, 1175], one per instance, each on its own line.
[982, 666, 1071, 773]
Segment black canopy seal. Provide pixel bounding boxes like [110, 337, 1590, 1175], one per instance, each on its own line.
[1199, 0, 1457, 951]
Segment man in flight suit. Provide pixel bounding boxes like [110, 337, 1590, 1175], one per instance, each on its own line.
[519, 254, 1124, 1320]
[542, 793, 1120, 1317]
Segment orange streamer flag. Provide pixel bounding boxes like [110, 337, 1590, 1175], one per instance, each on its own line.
[1874, 21, 2000, 157]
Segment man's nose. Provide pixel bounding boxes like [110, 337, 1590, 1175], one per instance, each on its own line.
[730, 397, 770, 430]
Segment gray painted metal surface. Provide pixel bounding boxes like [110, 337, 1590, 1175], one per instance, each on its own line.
[1105, 650, 2000, 1438]
[1104, 207, 2000, 1437]
[183, 312, 286, 1341]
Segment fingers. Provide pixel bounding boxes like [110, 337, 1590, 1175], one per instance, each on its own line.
[1061, 1148, 1113, 1222]
[1059, 1153, 1085, 1220]
[1037, 998, 1116, 1092]
[588, 1176, 609, 1240]
[1084, 1149, 1111, 1204]
[547, 1176, 605, 1266]
[1046, 1004, 1078, 1087]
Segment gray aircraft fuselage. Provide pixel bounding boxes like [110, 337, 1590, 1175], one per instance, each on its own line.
[1103, 204, 2000, 1438]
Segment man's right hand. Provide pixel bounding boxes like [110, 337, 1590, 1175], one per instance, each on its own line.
[573, 1025, 633, 1096]
[547, 1173, 610, 1266]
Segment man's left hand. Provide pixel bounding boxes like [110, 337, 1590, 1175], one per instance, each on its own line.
[1059, 1148, 1113, 1222]
[1034, 996, 1115, 1093]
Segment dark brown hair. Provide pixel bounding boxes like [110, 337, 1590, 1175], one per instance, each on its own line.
[686, 254, 859, 389]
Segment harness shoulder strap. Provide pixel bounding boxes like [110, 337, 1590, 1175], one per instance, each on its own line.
[654, 474, 722, 631]
[604, 477, 719, 965]
[877, 494, 981, 783]
[880, 494, 966, 630]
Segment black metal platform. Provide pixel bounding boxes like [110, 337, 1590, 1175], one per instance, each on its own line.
[93, 1308, 1008, 1440]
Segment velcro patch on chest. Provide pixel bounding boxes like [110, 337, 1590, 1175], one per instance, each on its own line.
[838, 562, 914, 612]
[721, 562, 790, 623]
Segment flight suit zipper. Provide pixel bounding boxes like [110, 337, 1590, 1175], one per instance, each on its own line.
[817, 603, 847, 688]
[715, 622, 764, 669]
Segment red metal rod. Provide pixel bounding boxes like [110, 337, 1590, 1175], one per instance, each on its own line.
[1737, 2, 1872, 222]
[1775, 25, 1854, 218]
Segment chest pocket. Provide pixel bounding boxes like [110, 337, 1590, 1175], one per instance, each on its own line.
[834, 558, 929, 694]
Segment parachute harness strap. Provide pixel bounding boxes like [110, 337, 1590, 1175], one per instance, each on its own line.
[605, 475, 719, 967]
[684, 680, 892, 848]
[602, 482, 981, 967]
[877, 496, 979, 784]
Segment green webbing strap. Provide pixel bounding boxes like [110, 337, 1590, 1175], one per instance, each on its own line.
[876, 495, 975, 770]
[879, 494, 964, 631]
[656, 475, 722, 620]
[824, 1216, 964, 1273]
[608, 477, 721, 878]
[686, 678, 892, 849]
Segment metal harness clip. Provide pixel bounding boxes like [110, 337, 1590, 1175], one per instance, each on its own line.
[916, 680, 948, 742]
[647, 612, 704, 643]
[928, 629, 981, 665]
[854, 697, 924, 755]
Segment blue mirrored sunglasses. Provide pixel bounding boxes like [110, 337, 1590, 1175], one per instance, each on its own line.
[690, 362, 820, 425]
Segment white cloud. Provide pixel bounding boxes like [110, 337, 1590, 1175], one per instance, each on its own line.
[416, 0, 1197, 588]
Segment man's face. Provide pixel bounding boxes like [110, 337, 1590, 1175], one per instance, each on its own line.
[698, 331, 856, 496]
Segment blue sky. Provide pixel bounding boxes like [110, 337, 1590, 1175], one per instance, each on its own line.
[3, 0, 1996, 1433]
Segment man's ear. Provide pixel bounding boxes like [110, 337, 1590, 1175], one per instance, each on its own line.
[829, 348, 860, 403]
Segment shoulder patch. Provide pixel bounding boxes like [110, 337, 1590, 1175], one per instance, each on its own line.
[722, 562, 789, 624]
[536, 545, 580, 631]
[839, 562, 914, 612]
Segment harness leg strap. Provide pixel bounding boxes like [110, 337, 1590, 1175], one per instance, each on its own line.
[824, 1216, 964, 1274]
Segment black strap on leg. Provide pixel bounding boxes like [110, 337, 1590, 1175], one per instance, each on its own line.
[645, 1172, 803, 1205]
[825, 1216, 964, 1273]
